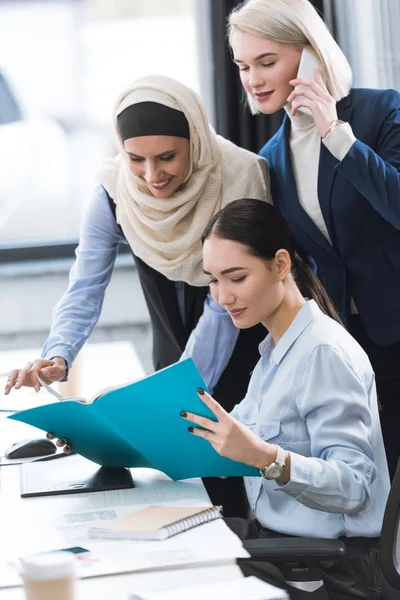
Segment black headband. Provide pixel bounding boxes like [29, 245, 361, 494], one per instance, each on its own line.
[117, 101, 190, 141]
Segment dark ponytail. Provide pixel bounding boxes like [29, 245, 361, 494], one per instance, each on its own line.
[203, 199, 342, 325]
[291, 252, 342, 325]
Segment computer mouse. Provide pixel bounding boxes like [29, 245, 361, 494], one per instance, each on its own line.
[4, 438, 57, 459]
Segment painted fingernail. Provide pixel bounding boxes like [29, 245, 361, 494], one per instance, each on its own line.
[180, 411, 187, 417]
[188, 427, 194, 433]
[197, 388, 204, 395]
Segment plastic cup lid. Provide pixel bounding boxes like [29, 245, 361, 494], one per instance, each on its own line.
[21, 551, 76, 581]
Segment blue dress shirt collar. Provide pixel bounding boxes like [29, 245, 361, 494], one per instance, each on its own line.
[259, 300, 321, 365]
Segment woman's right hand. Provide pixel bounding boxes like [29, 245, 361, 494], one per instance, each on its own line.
[4, 357, 67, 395]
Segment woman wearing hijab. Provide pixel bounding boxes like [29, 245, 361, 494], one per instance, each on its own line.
[5, 75, 271, 515]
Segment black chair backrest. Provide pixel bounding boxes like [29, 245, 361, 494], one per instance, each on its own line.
[381, 460, 400, 589]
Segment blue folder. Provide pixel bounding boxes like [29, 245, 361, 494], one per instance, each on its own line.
[9, 359, 259, 480]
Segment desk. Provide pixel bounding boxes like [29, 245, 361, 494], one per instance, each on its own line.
[0, 415, 244, 599]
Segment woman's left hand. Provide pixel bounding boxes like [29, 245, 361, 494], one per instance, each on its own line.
[287, 69, 337, 138]
[46, 432, 73, 454]
[180, 389, 273, 468]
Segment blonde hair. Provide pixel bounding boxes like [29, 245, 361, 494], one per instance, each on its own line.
[228, 0, 352, 114]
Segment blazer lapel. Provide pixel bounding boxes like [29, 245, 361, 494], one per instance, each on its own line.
[317, 144, 338, 240]
[317, 92, 354, 244]
[273, 115, 336, 261]
[336, 92, 353, 124]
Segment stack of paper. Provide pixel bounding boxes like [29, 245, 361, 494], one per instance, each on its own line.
[130, 576, 288, 600]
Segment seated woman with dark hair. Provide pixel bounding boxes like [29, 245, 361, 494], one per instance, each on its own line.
[180, 198, 390, 600]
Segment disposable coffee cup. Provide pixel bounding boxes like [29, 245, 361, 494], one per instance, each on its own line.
[21, 551, 76, 600]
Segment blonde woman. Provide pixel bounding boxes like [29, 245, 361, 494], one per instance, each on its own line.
[229, 0, 400, 480]
[5, 75, 271, 515]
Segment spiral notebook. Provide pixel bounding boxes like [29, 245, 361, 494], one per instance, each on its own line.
[88, 505, 223, 541]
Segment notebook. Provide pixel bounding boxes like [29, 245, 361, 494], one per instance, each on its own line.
[20, 454, 134, 498]
[9, 359, 259, 479]
[88, 505, 223, 540]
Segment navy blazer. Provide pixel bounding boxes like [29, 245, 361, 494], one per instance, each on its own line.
[259, 88, 400, 346]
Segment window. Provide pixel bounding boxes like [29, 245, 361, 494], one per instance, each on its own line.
[0, 0, 199, 251]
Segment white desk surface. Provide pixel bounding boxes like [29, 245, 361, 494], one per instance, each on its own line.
[0, 366, 244, 599]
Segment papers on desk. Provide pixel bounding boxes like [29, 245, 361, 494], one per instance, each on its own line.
[130, 576, 288, 600]
[1, 504, 249, 589]
[57, 505, 249, 572]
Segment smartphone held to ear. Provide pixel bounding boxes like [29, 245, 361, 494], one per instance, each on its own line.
[293, 47, 322, 116]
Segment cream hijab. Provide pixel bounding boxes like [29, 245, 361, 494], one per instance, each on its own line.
[100, 75, 271, 286]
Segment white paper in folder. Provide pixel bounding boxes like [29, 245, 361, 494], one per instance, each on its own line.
[130, 575, 288, 600]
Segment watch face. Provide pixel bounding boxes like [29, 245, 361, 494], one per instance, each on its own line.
[266, 465, 283, 480]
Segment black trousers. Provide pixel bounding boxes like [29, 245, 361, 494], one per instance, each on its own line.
[349, 316, 400, 480]
[202, 476, 248, 518]
[225, 518, 383, 600]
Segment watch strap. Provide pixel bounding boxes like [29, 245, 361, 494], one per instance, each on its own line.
[274, 444, 286, 467]
[322, 119, 344, 139]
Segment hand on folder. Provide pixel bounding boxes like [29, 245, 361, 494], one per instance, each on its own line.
[4, 357, 67, 395]
[46, 432, 72, 454]
[181, 388, 278, 471]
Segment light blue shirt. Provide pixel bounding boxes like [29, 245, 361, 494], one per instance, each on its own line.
[231, 300, 390, 539]
[41, 185, 238, 390]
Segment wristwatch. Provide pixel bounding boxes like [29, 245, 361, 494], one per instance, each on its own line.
[322, 119, 345, 139]
[259, 445, 286, 480]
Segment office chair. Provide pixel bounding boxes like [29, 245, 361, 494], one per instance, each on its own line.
[381, 460, 400, 591]
[243, 536, 345, 599]
[243, 463, 400, 600]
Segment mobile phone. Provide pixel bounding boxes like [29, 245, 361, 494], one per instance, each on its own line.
[294, 47, 321, 115]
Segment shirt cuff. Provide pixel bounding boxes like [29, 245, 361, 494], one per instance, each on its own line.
[274, 452, 312, 497]
[41, 349, 70, 381]
[322, 122, 356, 161]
